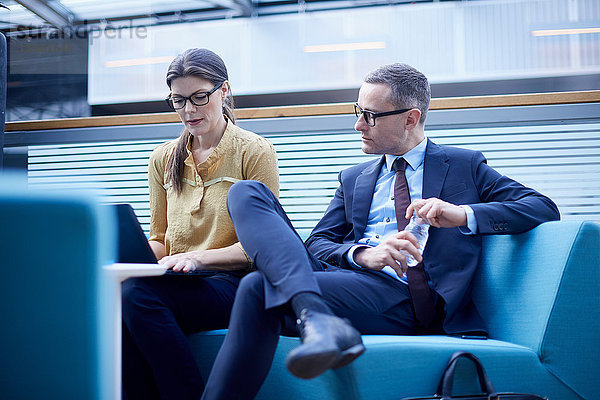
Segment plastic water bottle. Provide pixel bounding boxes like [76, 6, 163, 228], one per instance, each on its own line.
[403, 214, 430, 267]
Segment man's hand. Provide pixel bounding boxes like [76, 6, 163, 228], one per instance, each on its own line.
[406, 198, 467, 228]
[353, 232, 422, 278]
[159, 250, 206, 273]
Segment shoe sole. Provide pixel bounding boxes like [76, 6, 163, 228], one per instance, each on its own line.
[332, 343, 366, 369]
[286, 349, 339, 380]
[286, 343, 366, 379]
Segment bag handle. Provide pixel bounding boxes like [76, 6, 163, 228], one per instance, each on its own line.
[435, 351, 497, 399]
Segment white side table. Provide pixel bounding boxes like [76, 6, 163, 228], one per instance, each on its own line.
[103, 263, 167, 400]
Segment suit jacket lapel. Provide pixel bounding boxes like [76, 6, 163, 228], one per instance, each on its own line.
[352, 156, 385, 240]
[422, 139, 449, 199]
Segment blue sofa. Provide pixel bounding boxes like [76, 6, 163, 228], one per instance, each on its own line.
[188, 220, 599, 400]
[1, 175, 597, 399]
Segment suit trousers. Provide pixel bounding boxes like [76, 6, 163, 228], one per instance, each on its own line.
[122, 272, 241, 400]
[201, 180, 417, 400]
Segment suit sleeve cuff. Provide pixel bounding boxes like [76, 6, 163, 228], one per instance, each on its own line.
[458, 205, 478, 235]
[345, 245, 370, 269]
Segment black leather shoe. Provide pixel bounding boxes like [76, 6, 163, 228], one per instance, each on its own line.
[285, 310, 366, 379]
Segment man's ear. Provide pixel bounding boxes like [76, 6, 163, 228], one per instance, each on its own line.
[405, 109, 422, 130]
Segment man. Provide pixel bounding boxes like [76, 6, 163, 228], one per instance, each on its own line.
[199, 63, 560, 399]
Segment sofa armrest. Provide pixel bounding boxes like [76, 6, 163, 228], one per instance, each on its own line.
[473, 220, 599, 399]
[539, 221, 599, 399]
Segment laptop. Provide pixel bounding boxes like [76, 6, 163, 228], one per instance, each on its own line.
[113, 203, 218, 276]
[114, 203, 158, 264]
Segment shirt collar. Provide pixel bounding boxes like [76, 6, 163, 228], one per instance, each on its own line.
[385, 137, 427, 172]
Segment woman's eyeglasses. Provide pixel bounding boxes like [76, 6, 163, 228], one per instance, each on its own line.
[166, 82, 224, 110]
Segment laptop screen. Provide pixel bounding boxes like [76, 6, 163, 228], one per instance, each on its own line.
[113, 204, 158, 264]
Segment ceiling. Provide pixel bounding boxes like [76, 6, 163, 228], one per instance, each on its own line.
[0, 0, 439, 33]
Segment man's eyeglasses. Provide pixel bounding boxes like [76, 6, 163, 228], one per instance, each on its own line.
[354, 103, 412, 127]
[166, 82, 224, 110]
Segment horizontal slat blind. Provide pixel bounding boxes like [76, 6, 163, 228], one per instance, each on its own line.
[28, 140, 162, 230]
[26, 121, 600, 239]
[427, 123, 600, 223]
[266, 130, 377, 238]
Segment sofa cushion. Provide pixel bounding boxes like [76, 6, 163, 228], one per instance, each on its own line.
[188, 331, 578, 400]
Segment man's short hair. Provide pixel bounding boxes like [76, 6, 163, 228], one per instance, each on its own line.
[364, 63, 431, 124]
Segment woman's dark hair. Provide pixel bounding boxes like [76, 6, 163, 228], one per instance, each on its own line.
[165, 48, 235, 194]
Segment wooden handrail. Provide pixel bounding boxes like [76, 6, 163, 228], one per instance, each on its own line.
[5, 90, 600, 132]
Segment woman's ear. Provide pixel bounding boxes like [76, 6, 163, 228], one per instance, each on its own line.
[220, 81, 230, 101]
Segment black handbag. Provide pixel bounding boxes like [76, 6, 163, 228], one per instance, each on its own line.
[402, 351, 548, 400]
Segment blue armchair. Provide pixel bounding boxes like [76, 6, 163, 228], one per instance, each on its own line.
[1, 31, 6, 168]
[0, 176, 118, 400]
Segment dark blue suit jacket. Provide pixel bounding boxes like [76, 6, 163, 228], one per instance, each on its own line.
[305, 139, 560, 334]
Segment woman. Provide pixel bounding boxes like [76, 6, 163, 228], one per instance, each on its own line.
[122, 48, 279, 400]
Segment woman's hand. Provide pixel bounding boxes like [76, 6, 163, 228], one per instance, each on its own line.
[159, 250, 206, 273]
[157, 244, 250, 273]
